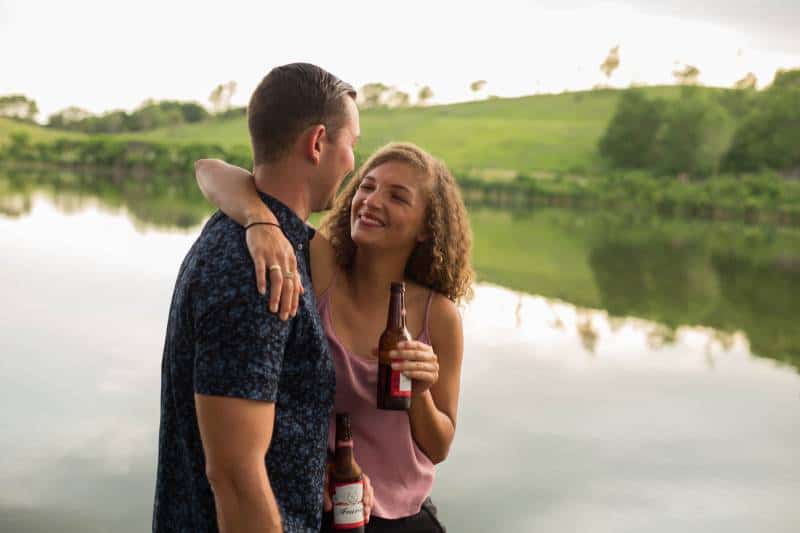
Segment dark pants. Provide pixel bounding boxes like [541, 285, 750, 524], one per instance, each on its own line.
[321, 498, 446, 533]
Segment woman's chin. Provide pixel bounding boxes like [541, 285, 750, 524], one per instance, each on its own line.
[351, 231, 372, 248]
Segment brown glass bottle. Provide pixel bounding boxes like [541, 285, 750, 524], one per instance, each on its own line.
[330, 413, 365, 531]
[377, 282, 412, 410]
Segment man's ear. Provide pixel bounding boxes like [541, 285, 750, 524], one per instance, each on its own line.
[305, 125, 326, 166]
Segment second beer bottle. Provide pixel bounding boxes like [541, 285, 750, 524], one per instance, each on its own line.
[377, 282, 412, 410]
[330, 413, 365, 531]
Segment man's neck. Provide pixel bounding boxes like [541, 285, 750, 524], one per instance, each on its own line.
[252, 163, 312, 221]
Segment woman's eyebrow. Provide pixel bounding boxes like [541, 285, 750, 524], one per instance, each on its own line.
[390, 184, 413, 193]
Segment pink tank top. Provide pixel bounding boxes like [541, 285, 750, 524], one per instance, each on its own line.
[317, 286, 436, 519]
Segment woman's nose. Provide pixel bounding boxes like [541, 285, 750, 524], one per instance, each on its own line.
[364, 190, 382, 209]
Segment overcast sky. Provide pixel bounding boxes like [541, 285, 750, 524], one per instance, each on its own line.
[1, 0, 798, 119]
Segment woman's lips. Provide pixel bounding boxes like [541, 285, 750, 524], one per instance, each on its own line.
[357, 212, 385, 227]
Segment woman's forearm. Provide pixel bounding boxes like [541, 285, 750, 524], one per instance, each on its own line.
[195, 159, 277, 227]
[407, 391, 455, 464]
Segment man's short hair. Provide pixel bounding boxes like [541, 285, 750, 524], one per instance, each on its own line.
[247, 63, 356, 165]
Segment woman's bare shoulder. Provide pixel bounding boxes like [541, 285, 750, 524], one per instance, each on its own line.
[309, 231, 339, 297]
[428, 292, 463, 366]
[429, 292, 461, 331]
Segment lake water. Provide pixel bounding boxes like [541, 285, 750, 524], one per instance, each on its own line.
[1, 170, 799, 532]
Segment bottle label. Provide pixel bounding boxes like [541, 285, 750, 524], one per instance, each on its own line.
[333, 480, 365, 529]
[390, 358, 412, 397]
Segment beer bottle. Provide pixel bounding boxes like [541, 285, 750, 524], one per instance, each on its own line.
[377, 282, 412, 410]
[330, 413, 365, 532]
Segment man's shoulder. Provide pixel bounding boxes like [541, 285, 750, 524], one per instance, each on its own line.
[182, 212, 256, 302]
[189, 212, 249, 267]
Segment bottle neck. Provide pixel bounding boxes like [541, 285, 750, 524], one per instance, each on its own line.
[386, 290, 406, 330]
[334, 439, 355, 466]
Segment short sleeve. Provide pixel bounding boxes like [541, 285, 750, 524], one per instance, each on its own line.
[193, 282, 290, 402]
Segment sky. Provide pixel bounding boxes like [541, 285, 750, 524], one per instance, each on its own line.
[1, 0, 799, 120]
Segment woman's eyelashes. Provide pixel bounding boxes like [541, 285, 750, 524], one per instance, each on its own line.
[358, 182, 409, 204]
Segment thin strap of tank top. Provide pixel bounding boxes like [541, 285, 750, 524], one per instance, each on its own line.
[316, 269, 340, 309]
[421, 289, 434, 342]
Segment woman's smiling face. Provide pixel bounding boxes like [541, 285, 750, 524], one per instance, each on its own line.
[349, 161, 430, 253]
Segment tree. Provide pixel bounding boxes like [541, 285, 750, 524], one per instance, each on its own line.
[598, 90, 665, 168]
[358, 82, 390, 108]
[89, 110, 129, 133]
[179, 102, 209, 123]
[385, 89, 410, 108]
[0, 94, 38, 121]
[209, 84, 224, 113]
[417, 86, 433, 105]
[469, 80, 487, 93]
[771, 68, 800, 90]
[673, 64, 700, 85]
[209, 81, 237, 113]
[600, 45, 621, 80]
[223, 81, 237, 110]
[47, 106, 93, 129]
[652, 93, 731, 176]
[734, 72, 757, 90]
[725, 71, 800, 171]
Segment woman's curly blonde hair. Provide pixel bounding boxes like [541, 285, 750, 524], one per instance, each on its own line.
[320, 142, 474, 302]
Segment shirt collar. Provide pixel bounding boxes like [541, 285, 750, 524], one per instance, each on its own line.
[256, 191, 309, 247]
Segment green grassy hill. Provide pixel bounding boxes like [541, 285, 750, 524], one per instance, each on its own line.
[3, 86, 722, 175]
[125, 86, 706, 175]
[0, 117, 85, 146]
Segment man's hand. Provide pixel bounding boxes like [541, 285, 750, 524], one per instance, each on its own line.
[245, 224, 305, 321]
[323, 466, 373, 524]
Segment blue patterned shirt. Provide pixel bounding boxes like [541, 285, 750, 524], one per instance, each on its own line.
[153, 192, 335, 532]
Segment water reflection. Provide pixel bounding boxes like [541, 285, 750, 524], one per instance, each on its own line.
[469, 207, 800, 373]
[2, 168, 799, 374]
[1, 170, 799, 532]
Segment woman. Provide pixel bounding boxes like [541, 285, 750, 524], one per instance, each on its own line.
[196, 143, 473, 532]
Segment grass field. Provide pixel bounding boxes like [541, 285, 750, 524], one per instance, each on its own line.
[1, 86, 726, 175]
[0, 117, 85, 146]
[120, 86, 709, 175]
[12, 86, 732, 174]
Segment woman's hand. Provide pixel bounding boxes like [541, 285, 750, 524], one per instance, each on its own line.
[323, 466, 373, 524]
[245, 224, 304, 321]
[195, 158, 305, 320]
[388, 340, 440, 397]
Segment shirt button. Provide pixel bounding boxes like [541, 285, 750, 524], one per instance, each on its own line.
[297, 243, 304, 251]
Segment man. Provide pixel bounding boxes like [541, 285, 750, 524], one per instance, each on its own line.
[153, 63, 361, 532]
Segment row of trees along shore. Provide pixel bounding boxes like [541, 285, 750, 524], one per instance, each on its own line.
[1, 69, 799, 224]
[3, 131, 798, 224]
[599, 68, 800, 176]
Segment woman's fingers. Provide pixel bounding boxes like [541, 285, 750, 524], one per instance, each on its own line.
[267, 265, 283, 314]
[396, 340, 429, 351]
[389, 348, 437, 363]
[402, 370, 439, 382]
[245, 224, 307, 319]
[279, 276, 295, 321]
[392, 360, 439, 373]
[254, 256, 267, 296]
[285, 253, 300, 317]
[291, 278, 301, 317]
